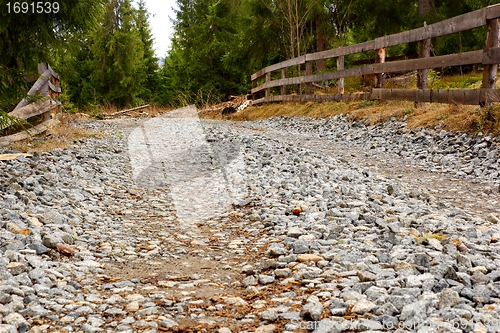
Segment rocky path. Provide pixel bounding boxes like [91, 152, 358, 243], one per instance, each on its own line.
[1, 110, 500, 333]
[226, 117, 500, 219]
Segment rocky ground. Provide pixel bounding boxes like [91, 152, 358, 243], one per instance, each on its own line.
[1, 110, 500, 333]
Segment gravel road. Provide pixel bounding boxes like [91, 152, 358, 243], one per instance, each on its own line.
[1, 108, 499, 333]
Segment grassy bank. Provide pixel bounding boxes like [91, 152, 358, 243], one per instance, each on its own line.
[201, 72, 500, 136]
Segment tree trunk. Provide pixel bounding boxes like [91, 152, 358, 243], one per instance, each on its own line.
[316, 17, 326, 72]
[418, 0, 432, 15]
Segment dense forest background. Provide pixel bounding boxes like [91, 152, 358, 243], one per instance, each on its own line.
[1, 0, 500, 112]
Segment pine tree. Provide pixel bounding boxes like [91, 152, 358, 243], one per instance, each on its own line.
[93, 0, 146, 107]
[136, 0, 159, 102]
[0, 0, 103, 111]
[160, 0, 251, 106]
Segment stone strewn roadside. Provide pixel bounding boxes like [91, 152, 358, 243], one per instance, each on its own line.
[244, 115, 500, 190]
[209, 121, 500, 333]
[0, 115, 499, 333]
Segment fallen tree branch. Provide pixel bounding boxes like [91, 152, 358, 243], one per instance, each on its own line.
[110, 104, 150, 116]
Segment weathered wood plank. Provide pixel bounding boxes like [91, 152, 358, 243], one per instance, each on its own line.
[374, 31, 411, 49]
[483, 46, 500, 64]
[0, 119, 61, 147]
[38, 63, 48, 75]
[281, 68, 287, 96]
[375, 48, 386, 88]
[251, 56, 306, 80]
[26, 70, 51, 96]
[337, 56, 345, 94]
[416, 37, 432, 107]
[14, 69, 52, 110]
[252, 93, 370, 104]
[373, 50, 483, 73]
[0, 153, 33, 161]
[305, 41, 376, 61]
[253, 97, 266, 105]
[486, 3, 500, 20]
[253, 50, 483, 95]
[482, 19, 500, 92]
[110, 104, 150, 116]
[265, 72, 272, 98]
[253, 88, 500, 106]
[48, 81, 62, 94]
[371, 88, 500, 104]
[305, 61, 313, 94]
[48, 64, 60, 80]
[9, 99, 55, 120]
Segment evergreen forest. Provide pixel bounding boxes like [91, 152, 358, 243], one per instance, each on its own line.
[1, 0, 500, 113]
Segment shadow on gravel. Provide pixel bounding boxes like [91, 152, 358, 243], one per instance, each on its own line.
[127, 105, 248, 224]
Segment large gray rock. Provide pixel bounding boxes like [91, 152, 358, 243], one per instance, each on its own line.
[300, 301, 323, 321]
[291, 240, 309, 254]
[439, 288, 460, 309]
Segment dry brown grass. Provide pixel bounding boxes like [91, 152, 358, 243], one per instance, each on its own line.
[202, 99, 500, 136]
[9, 113, 105, 152]
[201, 72, 500, 136]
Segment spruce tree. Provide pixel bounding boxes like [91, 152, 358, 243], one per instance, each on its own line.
[0, 0, 103, 111]
[62, 0, 149, 108]
[136, 0, 159, 102]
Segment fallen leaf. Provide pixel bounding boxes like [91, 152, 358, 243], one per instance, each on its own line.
[292, 206, 302, 216]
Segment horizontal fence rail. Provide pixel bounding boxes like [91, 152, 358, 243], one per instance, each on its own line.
[0, 63, 62, 146]
[251, 4, 500, 106]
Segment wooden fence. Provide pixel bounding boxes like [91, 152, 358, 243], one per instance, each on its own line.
[251, 4, 500, 106]
[1, 63, 61, 145]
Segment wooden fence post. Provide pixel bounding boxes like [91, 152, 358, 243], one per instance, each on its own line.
[38, 63, 52, 121]
[252, 79, 257, 101]
[265, 72, 271, 98]
[281, 68, 287, 96]
[481, 18, 500, 106]
[305, 61, 313, 94]
[38, 63, 47, 75]
[50, 76, 61, 118]
[375, 48, 386, 88]
[416, 27, 431, 107]
[337, 56, 345, 94]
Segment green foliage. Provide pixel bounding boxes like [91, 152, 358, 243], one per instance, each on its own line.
[3, 0, 498, 110]
[0, 110, 33, 136]
[428, 72, 483, 89]
[158, 0, 254, 107]
[91, 0, 145, 106]
[359, 100, 379, 108]
[62, 0, 159, 108]
[136, 0, 159, 102]
[0, 0, 104, 111]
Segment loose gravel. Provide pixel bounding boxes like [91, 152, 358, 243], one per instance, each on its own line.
[0, 111, 499, 333]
